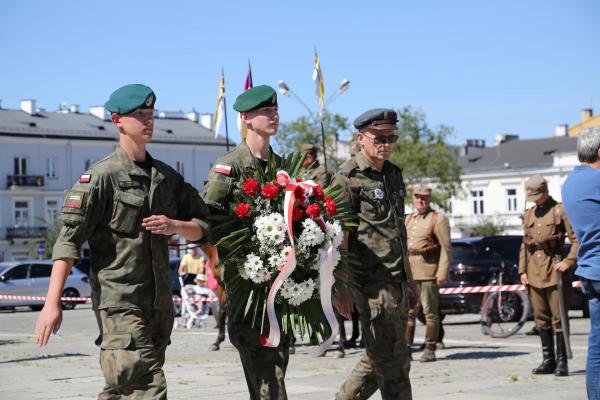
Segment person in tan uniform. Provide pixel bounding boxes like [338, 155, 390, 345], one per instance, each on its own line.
[405, 184, 452, 362]
[519, 174, 579, 376]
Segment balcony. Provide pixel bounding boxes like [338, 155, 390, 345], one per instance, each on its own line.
[7, 175, 45, 188]
[6, 226, 47, 239]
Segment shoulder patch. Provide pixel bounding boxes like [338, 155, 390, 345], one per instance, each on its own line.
[79, 174, 91, 183]
[64, 191, 86, 209]
[214, 164, 232, 175]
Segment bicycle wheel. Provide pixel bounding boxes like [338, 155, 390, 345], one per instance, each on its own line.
[480, 289, 530, 338]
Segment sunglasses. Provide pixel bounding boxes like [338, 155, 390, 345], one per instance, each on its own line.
[362, 133, 399, 145]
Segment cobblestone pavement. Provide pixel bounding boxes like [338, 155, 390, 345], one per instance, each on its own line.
[0, 304, 589, 399]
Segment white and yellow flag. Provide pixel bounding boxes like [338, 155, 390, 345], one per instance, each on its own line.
[312, 49, 325, 116]
[212, 72, 225, 139]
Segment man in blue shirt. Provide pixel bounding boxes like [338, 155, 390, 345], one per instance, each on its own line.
[562, 127, 600, 400]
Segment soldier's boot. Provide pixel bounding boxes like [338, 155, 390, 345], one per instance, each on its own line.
[405, 324, 416, 361]
[532, 328, 556, 374]
[555, 331, 569, 376]
[525, 325, 540, 336]
[420, 323, 438, 362]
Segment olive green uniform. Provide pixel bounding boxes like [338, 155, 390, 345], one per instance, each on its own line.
[203, 142, 290, 400]
[406, 209, 451, 325]
[332, 152, 412, 400]
[53, 146, 211, 399]
[518, 197, 578, 331]
[299, 161, 331, 187]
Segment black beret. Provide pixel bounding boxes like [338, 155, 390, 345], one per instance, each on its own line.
[353, 108, 398, 131]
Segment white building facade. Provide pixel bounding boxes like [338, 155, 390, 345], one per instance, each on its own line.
[447, 136, 578, 238]
[0, 100, 231, 260]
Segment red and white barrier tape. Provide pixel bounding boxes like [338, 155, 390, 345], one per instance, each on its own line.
[0, 295, 218, 303]
[439, 281, 582, 295]
[0, 281, 583, 302]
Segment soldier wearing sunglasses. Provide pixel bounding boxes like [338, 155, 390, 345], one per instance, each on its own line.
[333, 108, 414, 399]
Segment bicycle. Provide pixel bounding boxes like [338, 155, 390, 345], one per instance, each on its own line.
[480, 261, 530, 338]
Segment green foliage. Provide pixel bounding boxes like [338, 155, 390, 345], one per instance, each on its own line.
[274, 111, 349, 163]
[390, 106, 462, 211]
[470, 218, 506, 236]
[29, 217, 63, 259]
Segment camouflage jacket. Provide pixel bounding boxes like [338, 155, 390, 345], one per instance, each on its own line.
[299, 161, 332, 187]
[53, 146, 211, 310]
[332, 152, 409, 283]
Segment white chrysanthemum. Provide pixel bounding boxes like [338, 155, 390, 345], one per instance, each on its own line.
[241, 253, 273, 283]
[255, 213, 287, 244]
[280, 278, 316, 306]
[268, 253, 286, 269]
[298, 219, 324, 248]
[255, 268, 272, 283]
[326, 220, 343, 248]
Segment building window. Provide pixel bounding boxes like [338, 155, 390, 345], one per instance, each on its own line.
[176, 161, 185, 177]
[14, 200, 30, 227]
[46, 157, 58, 179]
[14, 157, 27, 175]
[506, 188, 518, 212]
[471, 190, 484, 215]
[84, 157, 99, 171]
[46, 199, 60, 224]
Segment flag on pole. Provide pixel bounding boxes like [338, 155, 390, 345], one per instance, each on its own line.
[312, 48, 325, 116]
[212, 71, 225, 139]
[238, 60, 254, 140]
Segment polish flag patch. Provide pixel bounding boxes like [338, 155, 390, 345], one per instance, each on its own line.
[79, 174, 91, 183]
[64, 192, 83, 208]
[213, 164, 232, 175]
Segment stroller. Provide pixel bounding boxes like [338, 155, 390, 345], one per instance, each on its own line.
[178, 276, 211, 329]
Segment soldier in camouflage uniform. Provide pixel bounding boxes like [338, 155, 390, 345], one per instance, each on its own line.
[299, 143, 331, 186]
[203, 85, 290, 400]
[333, 108, 413, 400]
[519, 174, 579, 376]
[35, 84, 211, 399]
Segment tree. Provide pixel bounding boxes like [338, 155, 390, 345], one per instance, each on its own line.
[390, 106, 462, 211]
[28, 218, 63, 259]
[274, 111, 350, 164]
[470, 218, 506, 236]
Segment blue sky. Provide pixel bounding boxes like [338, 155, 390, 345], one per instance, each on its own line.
[1, 0, 599, 146]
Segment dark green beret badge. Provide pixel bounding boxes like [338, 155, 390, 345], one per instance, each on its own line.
[233, 85, 277, 112]
[105, 84, 156, 115]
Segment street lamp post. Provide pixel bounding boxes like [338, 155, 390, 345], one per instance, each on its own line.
[277, 78, 350, 170]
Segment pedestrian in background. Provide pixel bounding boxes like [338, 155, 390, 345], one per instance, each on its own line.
[562, 127, 600, 398]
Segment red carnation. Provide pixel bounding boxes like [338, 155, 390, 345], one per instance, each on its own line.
[235, 203, 252, 218]
[261, 183, 279, 199]
[314, 185, 324, 200]
[305, 204, 322, 219]
[242, 179, 259, 197]
[325, 196, 337, 216]
[294, 186, 306, 204]
[292, 206, 304, 222]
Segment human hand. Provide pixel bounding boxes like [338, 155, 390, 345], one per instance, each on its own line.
[520, 273, 529, 286]
[436, 277, 447, 286]
[333, 288, 354, 320]
[35, 304, 62, 346]
[554, 261, 569, 272]
[142, 215, 177, 235]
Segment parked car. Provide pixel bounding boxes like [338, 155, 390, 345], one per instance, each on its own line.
[0, 260, 91, 311]
[424, 236, 588, 321]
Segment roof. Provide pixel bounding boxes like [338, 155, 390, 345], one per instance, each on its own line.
[457, 137, 577, 173]
[0, 109, 233, 146]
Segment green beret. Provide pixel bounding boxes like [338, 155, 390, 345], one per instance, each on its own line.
[233, 85, 277, 112]
[105, 84, 156, 115]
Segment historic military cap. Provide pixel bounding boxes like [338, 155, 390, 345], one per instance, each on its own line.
[300, 143, 319, 156]
[413, 184, 432, 196]
[233, 85, 277, 112]
[525, 174, 548, 202]
[105, 84, 156, 115]
[353, 108, 398, 131]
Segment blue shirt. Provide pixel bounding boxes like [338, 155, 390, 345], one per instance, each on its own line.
[562, 165, 600, 280]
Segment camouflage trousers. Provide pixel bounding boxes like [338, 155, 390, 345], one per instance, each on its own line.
[336, 281, 412, 400]
[94, 307, 174, 400]
[228, 317, 291, 400]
